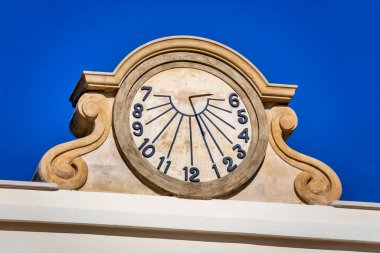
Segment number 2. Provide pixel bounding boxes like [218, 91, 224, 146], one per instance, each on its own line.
[223, 156, 237, 172]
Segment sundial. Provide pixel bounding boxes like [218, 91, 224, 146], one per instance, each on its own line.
[34, 36, 342, 204]
[114, 59, 266, 198]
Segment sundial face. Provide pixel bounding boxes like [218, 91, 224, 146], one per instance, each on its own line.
[129, 68, 252, 182]
[113, 49, 268, 199]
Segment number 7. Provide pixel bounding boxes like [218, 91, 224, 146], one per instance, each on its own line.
[141, 86, 152, 101]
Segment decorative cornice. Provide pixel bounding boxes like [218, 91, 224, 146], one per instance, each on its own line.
[0, 180, 58, 191]
[70, 36, 297, 106]
[267, 106, 342, 205]
[35, 93, 111, 189]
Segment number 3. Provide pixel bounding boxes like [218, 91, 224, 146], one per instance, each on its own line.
[232, 144, 246, 159]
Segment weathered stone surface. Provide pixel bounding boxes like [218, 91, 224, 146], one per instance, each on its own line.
[34, 36, 342, 205]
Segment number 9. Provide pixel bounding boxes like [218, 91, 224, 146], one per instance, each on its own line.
[132, 121, 143, 136]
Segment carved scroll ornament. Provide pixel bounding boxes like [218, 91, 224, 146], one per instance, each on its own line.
[268, 106, 342, 205]
[35, 93, 111, 189]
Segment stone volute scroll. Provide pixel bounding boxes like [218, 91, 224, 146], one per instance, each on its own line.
[34, 36, 342, 205]
[267, 106, 342, 205]
[34, 93, 111, 189]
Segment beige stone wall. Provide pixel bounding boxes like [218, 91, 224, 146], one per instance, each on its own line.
[81, 105, 302, 203]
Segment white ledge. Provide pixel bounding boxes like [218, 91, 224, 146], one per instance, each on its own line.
[0, 180, 58, 191]
[0, 188, 379, 250]
[331, 200, 380, 211]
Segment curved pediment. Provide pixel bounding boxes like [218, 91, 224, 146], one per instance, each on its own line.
[70, 36, 297, 106]
[35, 36, 341, 205]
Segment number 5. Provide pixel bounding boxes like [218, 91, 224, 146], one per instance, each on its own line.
[237, 109, 248, 124]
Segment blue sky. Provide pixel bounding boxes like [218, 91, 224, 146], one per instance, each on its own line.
[0, 0, 379, 202]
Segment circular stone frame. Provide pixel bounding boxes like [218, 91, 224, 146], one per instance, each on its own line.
[113, 37, 268, 199]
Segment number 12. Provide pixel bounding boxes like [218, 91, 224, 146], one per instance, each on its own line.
[183, 166, 200, 182]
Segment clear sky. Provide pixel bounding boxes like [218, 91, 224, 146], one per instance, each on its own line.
[0, 0, 379, 202]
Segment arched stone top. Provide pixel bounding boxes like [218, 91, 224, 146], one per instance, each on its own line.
[34, 36, 343, 205]
[69, 36, 297, 106]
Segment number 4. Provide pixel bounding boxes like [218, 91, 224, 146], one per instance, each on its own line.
[238, 128, 250, 143]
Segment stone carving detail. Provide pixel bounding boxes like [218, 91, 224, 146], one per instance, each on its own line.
[268, 106, 342, 205]
[35, 93, 111, 189]
[70, 36, 297, 106]
[33, 37, 343, 205]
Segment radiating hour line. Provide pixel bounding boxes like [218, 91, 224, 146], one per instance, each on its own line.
[196, 115, 214, 164]
[203, 113, 232, 144]
[208, 104, 232, 113]
[147, 102, 171, 111]
[205, 109, 235, 130]
[199, 114, 224, 156]
[208, 98, 225, 101]
[167, 115, 183, 158]
[152, 112, 179, 143]
[145, 107, 173, 125]
[189, 116, 193, 166]
[154, 94, 171, 98]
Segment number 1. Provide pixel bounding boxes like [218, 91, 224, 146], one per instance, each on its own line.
[212, 164, 221, 179]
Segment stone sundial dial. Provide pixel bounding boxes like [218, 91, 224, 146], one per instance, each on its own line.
[34, 36, 341, 204]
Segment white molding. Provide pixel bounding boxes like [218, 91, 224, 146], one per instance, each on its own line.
[0, 188, 379, 252]
[331, 200, 380, 210]
[0, 180, 58, 191]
